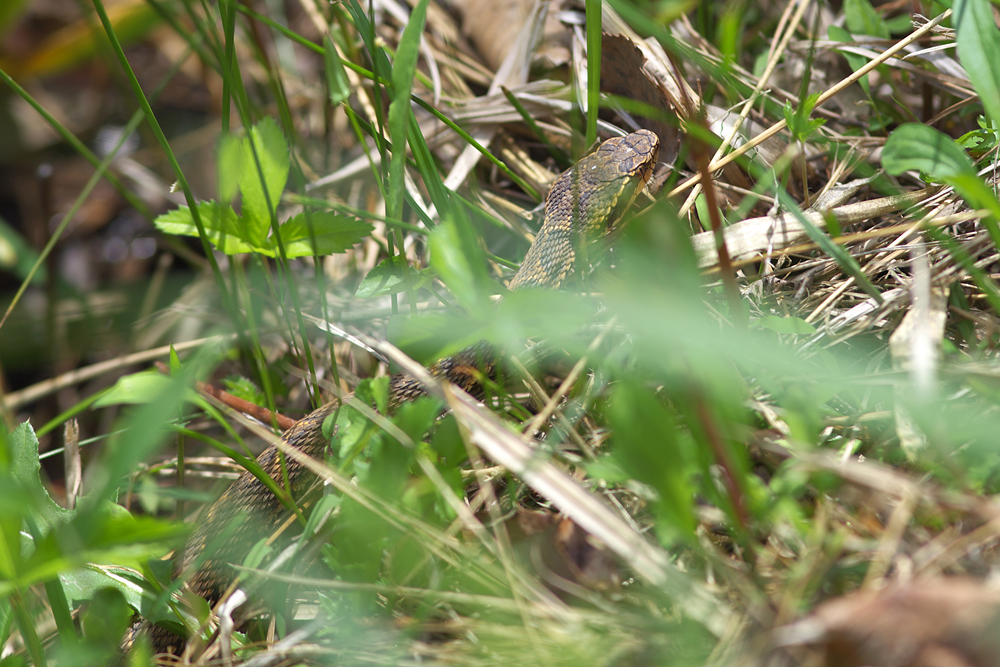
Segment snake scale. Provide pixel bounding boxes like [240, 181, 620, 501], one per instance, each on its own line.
[133, 129, 660, 657]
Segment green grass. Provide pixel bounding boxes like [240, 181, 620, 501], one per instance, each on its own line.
[2, 0, 1000, 664]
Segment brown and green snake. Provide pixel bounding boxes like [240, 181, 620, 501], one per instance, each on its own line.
[131, 129, 660, 656]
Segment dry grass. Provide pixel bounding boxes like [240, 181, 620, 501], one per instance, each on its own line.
[3, 0, 1000, 665]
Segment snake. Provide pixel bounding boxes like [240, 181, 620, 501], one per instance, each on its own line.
[130, 129, 660, 657]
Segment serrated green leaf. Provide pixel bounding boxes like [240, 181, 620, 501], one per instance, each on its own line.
[954, 0, 1000, 126]
[153, 201, 257, 254]
[274, 212, 373, 257]
[9, 422, 73, 531]
[239, 117, 289, 246]
[222, 376, 265, 406]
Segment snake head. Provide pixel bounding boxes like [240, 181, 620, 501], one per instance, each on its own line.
[548, 129, 660, 241]
[507, 130, 661, 291]
[588, 129, 660, 233]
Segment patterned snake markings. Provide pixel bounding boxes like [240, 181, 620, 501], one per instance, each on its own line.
[128, 129, 660, 657]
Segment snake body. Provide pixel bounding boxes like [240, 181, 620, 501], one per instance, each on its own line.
[137, 129, 659, 655]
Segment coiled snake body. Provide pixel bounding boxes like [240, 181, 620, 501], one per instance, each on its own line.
[136, 129, 659, 656]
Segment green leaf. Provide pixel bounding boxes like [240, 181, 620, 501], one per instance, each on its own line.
[607, 382, 697, 544]
[274, 212, 373, 257]
[9, 422, 73, 531]
[238, 117, 289, 246]
[752, 315, 817, 334]
[0, 423, 183, 597]
[73, 587, 133, 658]
[94, 372, 185, 407]
[83, 359, 199, 505]
[957, 125, 999, 157]
[844, 0, 889, 38]
[153, 202, 256, 255]
[385, 0, 429, 219]
[829, 25, 871, 95]
[59, 558, 172, 614]
[954, 0, 1000, 125]
[356, 255, 430, 298]
[883, 123, 1000, 222]
[323, 33, 351, 105]
[169, 346, 182, 374]
[428, 213, 494, 314]
[389, 311, 489, 364]
[882, 122, 977, 178]
[222, 376, 265, 406]
[0, 215, 43, 285]
[218, 132, 241, 202]
[784, 93, 826, 141]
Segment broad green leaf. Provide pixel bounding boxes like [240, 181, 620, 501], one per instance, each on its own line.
[69, 587, 133, 661]
[275, 212, 373, 257]
[844, 0, 889, 38]
[608, 381, 697, 544]
[153, 202, 256, 254]
[385, 0, 430, 219]
[392, 397, 440, 444]
[82, 359, 198, 504]
[93, 372, 185, 407]
[356, 255, 430, 298]
[752, 315, 817, 335]
[954, 0, 1000, 125]
[428, 213, 494, 314]
[1, 424, 183, 596]
[829, 26, 870, 95]
[389, 311, 489, 365]
[217, 132, 241, 202]
[882, 122, 976, 178]
[238, 117, 289, 246]
[60, 563, 191, 626]
[883, 123, 1000, 223]
[490, 289, 596, 346]
[323, 33, 351, 105]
